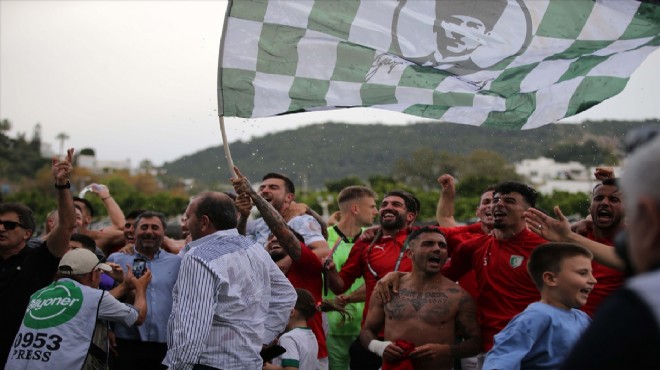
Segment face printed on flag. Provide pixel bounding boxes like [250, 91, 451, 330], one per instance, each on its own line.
[389, 0, 531, 76]
[218, 0, 660, 129]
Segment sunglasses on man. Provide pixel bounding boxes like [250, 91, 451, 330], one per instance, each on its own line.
[0, 220, 27, 230]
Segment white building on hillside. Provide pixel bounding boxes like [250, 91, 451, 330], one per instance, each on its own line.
[515, 157, 620, 194]
[77, 153, 132, 174]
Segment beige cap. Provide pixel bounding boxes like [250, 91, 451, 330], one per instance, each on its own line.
[58, 248, 112, 275]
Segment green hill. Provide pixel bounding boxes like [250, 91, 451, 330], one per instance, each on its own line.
[162, 120, 658, 189]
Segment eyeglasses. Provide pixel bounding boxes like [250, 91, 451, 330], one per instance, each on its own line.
[0, 220, 27, 230]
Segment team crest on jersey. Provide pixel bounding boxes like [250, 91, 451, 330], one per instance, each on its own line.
[509, 255, 524, 268]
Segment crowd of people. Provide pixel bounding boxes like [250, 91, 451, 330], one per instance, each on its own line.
[1, 130, 659, 370]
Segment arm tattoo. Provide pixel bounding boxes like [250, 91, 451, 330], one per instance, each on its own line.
[251, 194, 301, 260]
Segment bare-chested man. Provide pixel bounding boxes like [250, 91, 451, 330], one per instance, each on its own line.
[359, 227, 482, 370]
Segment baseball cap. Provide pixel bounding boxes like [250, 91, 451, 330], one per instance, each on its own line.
[59, 248, 112, 275]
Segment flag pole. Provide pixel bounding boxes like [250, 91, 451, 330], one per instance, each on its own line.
[219, 115, 237, 178]
[217, 1, 236, 178]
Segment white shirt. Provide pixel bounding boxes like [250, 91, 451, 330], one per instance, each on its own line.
[165, 229, 297, 370]
[247, 214, 325, 246]
[273, 327, 319, 370]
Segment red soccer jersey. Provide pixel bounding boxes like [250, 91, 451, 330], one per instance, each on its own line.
[441, 223, 486, 298]
[339, 228, 412, 324]
[443, 229, 546, 350]
[580, 231, 624, 317]
[286, 242, 327, 359]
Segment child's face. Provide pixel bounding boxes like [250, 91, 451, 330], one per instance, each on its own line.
[553, 255, 597, 309]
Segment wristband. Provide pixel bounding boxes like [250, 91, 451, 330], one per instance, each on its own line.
[368, 340, 392, 357]
[54, 180, 71, 189]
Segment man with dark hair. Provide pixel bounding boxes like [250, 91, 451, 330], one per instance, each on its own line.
[575, 178, 625, 316]
[232, 167, 330, 368]
[165, 188, 296, 370]
[325, 189, 420, 370]
[361, 227, 482, 370]
[0, 148, 77, 366]
[118, 209, 146, 253]
[246, 172, 330, 259]
[378, 181, 546, 369]
[74, 192, 126, 255]
[107, 210, 181, 369]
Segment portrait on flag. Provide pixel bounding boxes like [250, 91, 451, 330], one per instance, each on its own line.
[218, 0, 660, 129]
[388, 0, 531, 76]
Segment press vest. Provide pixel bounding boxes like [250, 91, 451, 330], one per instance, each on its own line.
[6, 279, 105, 370]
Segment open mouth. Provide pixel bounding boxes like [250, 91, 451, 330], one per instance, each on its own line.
[493, 210, 506, 221]
[580, 287, 592, 295]
[381, 211, 397, 221]
[428, 255, 443, 266]
[596, 208, 612, 221]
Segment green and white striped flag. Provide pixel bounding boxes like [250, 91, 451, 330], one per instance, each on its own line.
[218, 0, 660, 130]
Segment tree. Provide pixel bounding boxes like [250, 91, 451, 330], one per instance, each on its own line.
[79, 148, 96, 156]
[0, 119, 11, 132]
[324, 176, 365, 193]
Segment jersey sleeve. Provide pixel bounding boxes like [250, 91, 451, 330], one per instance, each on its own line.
[442, 238, 477, 282]
[279, 334, 302, 368]
[338, 240, 366, 291]
[289, 215, 325, 245]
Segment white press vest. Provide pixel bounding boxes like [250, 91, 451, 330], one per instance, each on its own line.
[5, 279, 105, 370]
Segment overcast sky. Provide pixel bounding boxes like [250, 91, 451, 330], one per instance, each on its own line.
[2, 1, 659, 167]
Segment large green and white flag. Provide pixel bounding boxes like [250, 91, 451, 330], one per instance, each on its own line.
[218, 0, 660, 130]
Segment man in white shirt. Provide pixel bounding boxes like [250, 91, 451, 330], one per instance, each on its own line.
[165, 191, 297, 370]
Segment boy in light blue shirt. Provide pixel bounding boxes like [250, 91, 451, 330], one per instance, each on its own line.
[483, 243, 596, 370]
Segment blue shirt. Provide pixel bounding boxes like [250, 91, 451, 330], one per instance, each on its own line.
[484, 302, 591, 370]
[108, 247, 181, 343]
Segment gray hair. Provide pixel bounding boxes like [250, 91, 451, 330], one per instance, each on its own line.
[620, 136, 660, 215]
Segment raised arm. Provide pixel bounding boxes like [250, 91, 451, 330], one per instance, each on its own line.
[525, 206, 624, 270]
[90, 183, 126, 230]
[231, 166, 302, 261]
[436, 174, 458, 227]
[234, 193, 252, 236]
[47, 148, 76, 258]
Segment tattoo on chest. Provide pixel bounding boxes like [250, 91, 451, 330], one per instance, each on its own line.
[385, 288, 452, 320]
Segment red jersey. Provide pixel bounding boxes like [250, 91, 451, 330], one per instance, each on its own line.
[580, 231, 624, 317]
[286, 242, 327, 359]
[443, 229, 546, 350]
[339, 228, 412, 324]
[441, 223, 486, 298]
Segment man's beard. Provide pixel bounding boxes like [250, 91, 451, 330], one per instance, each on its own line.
[270, 250, 287, 262]
[381, 213, 406, 231]
[136, 237, 162, 251]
